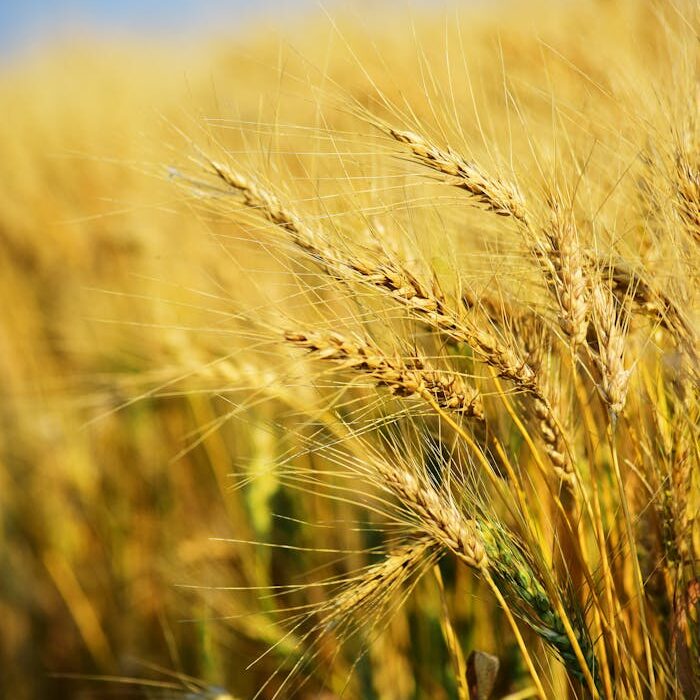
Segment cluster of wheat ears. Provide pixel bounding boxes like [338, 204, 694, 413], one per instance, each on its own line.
[117, 5, 700, 699]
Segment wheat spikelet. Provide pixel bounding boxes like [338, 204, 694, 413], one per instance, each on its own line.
[667, 406, 698, 570]
[461, 287, 510, 322]
[531, 396, 573, 487]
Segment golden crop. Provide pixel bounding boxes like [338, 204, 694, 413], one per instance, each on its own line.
[1, 2, 697, 698]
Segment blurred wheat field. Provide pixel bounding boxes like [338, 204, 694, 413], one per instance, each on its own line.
[1, 1, 698, 698]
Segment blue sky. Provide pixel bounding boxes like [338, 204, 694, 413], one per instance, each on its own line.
[0, 1, 320, 57]
[0, 0, 461, 63]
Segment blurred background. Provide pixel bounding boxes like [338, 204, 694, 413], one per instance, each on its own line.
[1, 2, 475, 698]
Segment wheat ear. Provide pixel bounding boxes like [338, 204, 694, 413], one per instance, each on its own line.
[381, 125, 529, 223]
[323, 537, 436, 625]
[285, 329, 484, 419]
[537, 202, 590, 349]
[590, 283, 631, 416]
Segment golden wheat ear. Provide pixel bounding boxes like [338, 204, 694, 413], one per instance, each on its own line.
[383, 125, 530, 223]
[284, 329, 484, 419]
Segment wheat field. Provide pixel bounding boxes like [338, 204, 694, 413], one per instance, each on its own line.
[0, 1, 698, 698]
